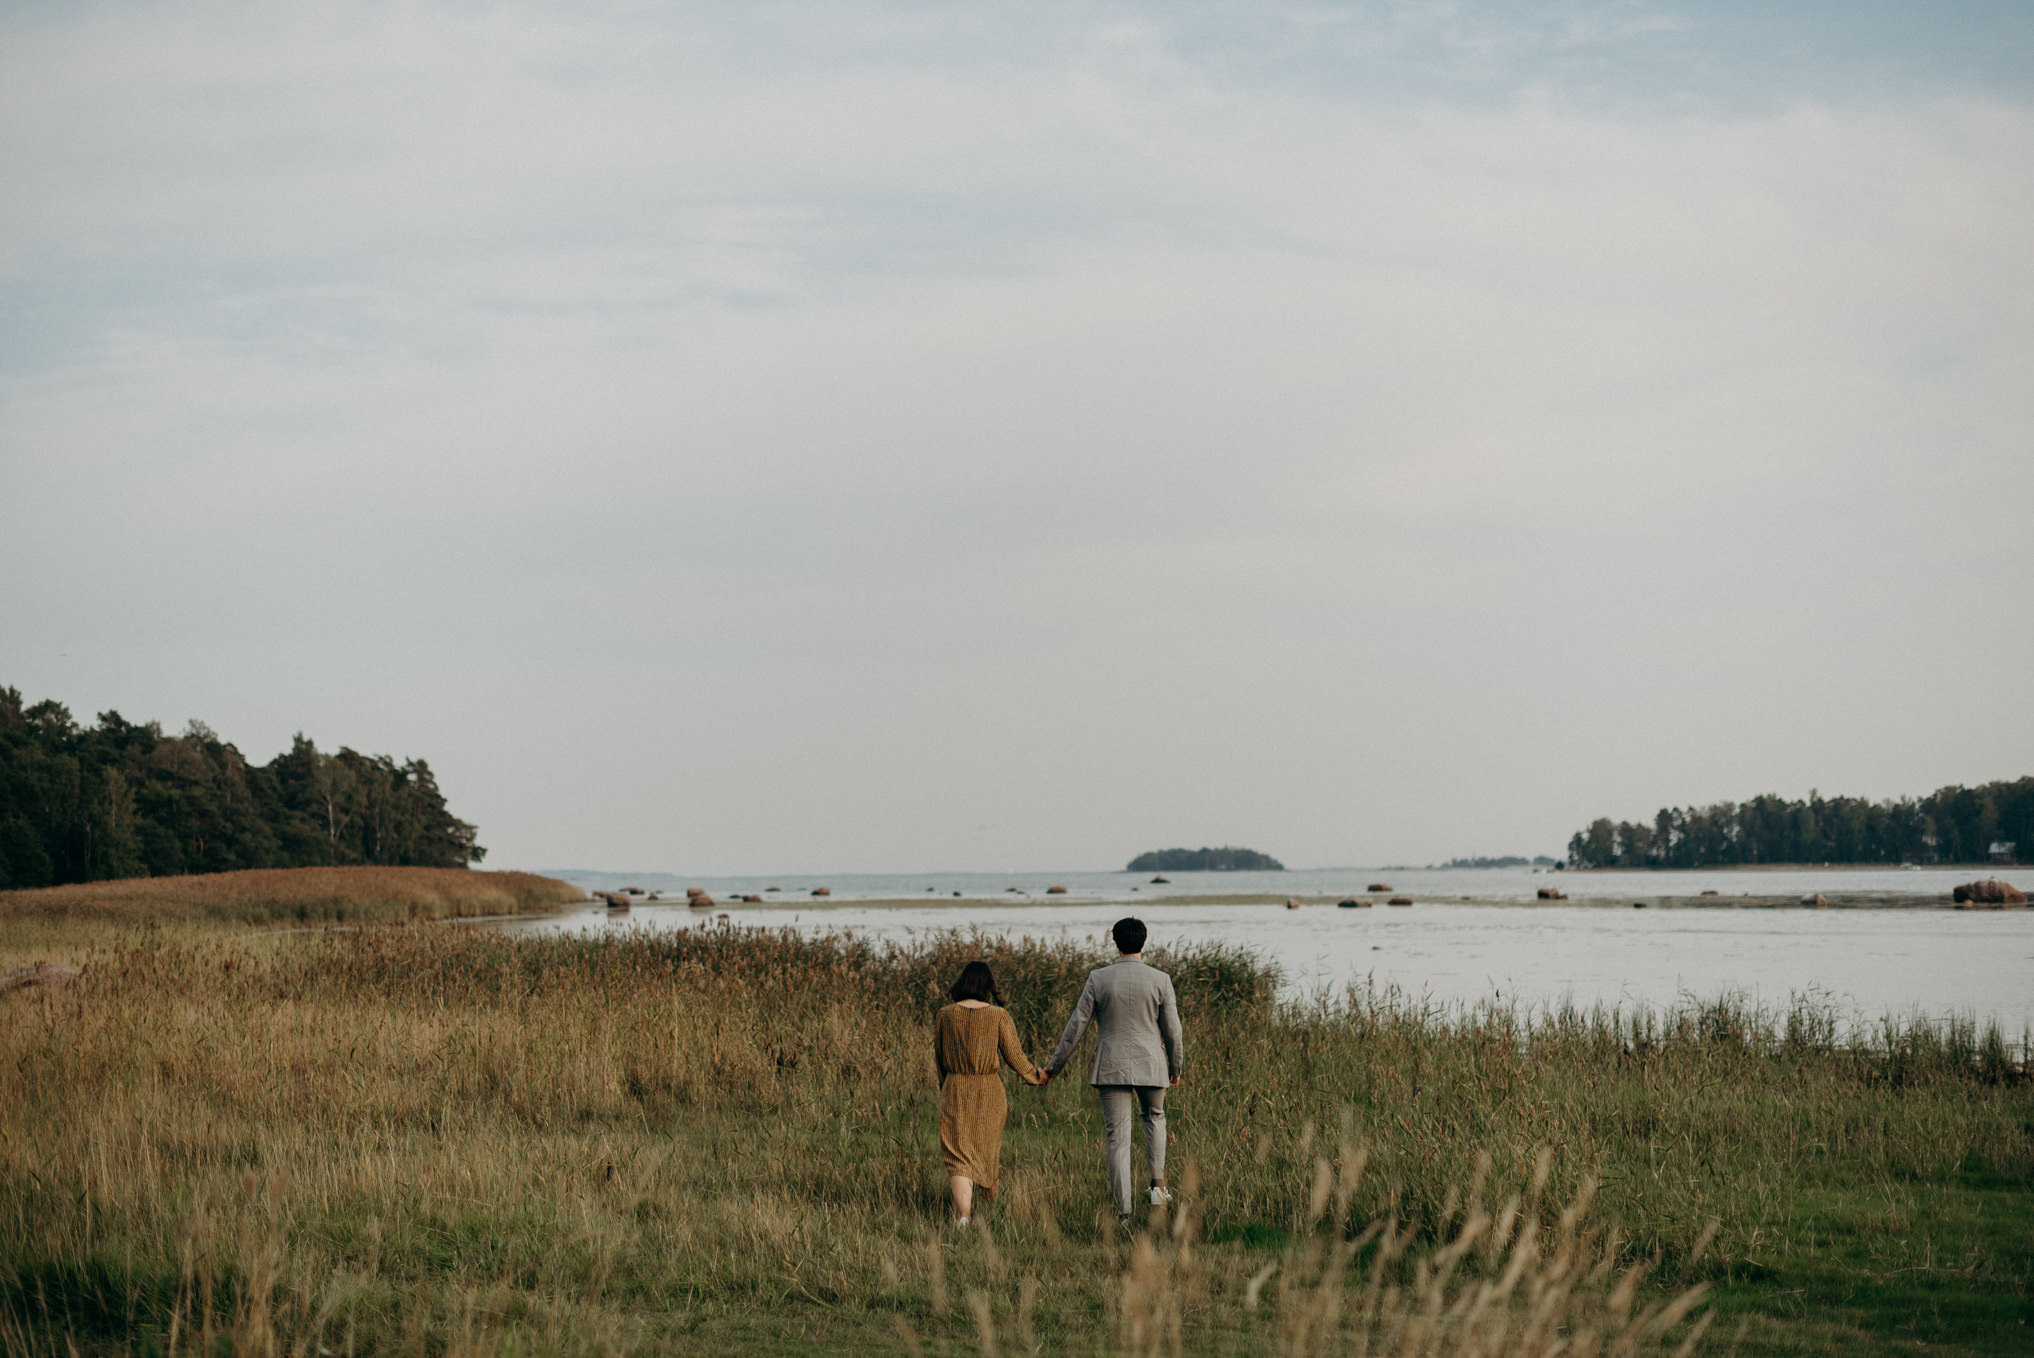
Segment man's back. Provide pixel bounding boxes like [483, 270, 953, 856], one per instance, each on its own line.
[1047, 958, 1184, 1087]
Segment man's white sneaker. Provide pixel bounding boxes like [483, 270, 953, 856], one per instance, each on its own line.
[1149, 1187, 1173, 1207]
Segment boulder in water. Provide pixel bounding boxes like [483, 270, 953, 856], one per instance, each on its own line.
[1387, 896, 1413, 906]
[1536, 887, 1566, 900]
[1952, 878, 2026, 907]
[1801, 893, 1829, 908]
[1337, 897, 1369, 908]
[1367, 883, 1392, 893]
[1046, 885, 1068, 894]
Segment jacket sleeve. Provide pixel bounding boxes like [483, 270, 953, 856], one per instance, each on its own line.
[1045, 975, 1097, 1076]
[999, 1009, 1046, 1085]
[1160, 975, 1184, 1078]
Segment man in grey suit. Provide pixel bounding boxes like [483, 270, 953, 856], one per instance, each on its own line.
[1043, 917, 1184, 1218]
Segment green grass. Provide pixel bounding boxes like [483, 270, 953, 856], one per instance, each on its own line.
[1, 919, 2028, 1356]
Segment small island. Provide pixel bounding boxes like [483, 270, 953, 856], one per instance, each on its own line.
[1126, 846, 1284, 872]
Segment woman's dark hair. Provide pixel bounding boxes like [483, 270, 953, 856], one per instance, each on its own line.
[1113, 917, 1147, 954]
[950, 960, 1004, 1005]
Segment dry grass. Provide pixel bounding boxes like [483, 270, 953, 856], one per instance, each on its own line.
[1, 919, 2027, 1357]
[0, 867, 583, 931]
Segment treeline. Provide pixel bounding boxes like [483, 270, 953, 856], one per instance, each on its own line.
[0, 686, 482, 889]
[1127, 846, 1285, 872]
[1567, 779, 2034, 869]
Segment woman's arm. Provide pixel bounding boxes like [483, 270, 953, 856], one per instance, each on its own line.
[934, 1007, 950, 1082]
[998, 1010, 1046, 1085]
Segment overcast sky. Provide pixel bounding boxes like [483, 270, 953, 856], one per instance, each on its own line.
[3, 1, 2031, 874]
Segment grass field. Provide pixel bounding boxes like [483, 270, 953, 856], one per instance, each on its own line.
[1, 900, 2029, 1356]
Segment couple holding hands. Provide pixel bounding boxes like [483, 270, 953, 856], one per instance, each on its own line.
[934, 917, 1184, 1226]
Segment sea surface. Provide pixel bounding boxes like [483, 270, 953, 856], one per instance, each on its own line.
[517, 866, 2034, 1037]
[540, 864, 2002, 905]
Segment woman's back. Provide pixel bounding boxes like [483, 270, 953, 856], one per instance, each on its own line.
[936, 1002, 1024, 1079]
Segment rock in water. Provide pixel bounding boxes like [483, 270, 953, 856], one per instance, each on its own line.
[1536, 887, 1566, 900]
[1952, 878, 2027, 907]
[1045, 885, 1068, 894]
[1337, 898, 1369, 908]
[1801, 893, 1829, 907]
[1387, 896, 1413, 906]
[1367, 883, 1392, 892]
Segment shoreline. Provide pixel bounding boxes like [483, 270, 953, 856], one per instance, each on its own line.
[531, 890, 1993, 915]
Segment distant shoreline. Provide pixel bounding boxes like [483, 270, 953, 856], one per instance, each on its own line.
[522, 890, 1986, 915]
[1559, 861, 2017, 873]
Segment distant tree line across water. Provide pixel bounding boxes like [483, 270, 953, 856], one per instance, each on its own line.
[1438, 856, 1560, 869]
[1566, 778, 2033, 869]
[1126, 846, 1285, 872]
[0, 686, 482, 889]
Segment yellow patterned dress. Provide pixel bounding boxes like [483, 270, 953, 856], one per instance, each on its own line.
[935, 1002, 1045, 1195]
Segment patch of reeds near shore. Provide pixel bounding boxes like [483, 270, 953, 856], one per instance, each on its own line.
[0, 866, 583, 927]
[2, 922, 2029, 1355]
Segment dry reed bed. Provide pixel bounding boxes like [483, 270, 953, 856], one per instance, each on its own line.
[0, 867, 583, 929]
[2, 923, 2028, 1355]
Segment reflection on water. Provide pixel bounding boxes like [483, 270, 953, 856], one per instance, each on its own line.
[506, 886, 2034, 1036]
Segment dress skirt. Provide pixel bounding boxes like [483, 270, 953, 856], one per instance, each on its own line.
[939, 1071, 1010, 1193]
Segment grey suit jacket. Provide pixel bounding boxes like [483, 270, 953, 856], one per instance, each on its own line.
[1045, 958, 1184, 1087]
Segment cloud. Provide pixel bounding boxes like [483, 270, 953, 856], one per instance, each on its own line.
[3, 1, 2031, 870]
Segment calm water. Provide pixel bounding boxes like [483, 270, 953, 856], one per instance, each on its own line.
[518, 867, 2034, 1035]
[541, 864, 2007, 904]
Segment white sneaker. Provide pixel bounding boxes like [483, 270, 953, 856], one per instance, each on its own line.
[1149, 1186, 1173, 1207]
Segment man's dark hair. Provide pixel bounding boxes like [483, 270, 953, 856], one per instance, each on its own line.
[950, 959, 1004, 1005]
[1113, 917, 1147, 955]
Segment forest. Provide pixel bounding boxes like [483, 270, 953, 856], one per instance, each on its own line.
[1126, 846, 1284, 871]
[1566, 778, 2033, 868]
[0, 686, 482, 889]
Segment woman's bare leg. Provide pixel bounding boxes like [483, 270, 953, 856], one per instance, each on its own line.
[949, 1175, 974, 1221]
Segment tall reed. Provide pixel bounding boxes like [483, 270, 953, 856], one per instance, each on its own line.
[0, 867, 582, 929]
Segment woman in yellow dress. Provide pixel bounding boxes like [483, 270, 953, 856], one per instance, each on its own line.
[936, 960, 1047, 1226]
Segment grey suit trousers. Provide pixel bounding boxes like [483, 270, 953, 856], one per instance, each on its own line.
[1097, 1085, 1166, 1216]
